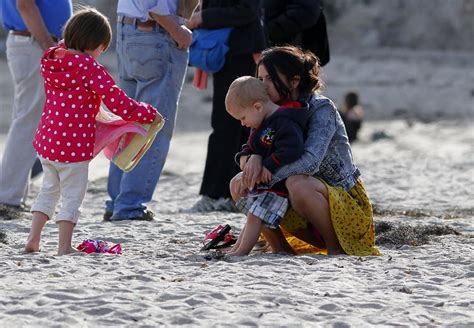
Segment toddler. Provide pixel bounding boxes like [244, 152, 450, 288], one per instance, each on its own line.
[225, 76, 308, 256]
[24, 7, 161, 255]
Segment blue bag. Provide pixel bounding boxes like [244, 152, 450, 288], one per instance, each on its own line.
[189, 28, 233, 73]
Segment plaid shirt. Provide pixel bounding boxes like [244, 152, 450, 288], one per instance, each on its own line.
[267, 94, 360, 191]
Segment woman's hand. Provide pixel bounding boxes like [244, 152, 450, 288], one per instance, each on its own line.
[242, 155, 263, 190]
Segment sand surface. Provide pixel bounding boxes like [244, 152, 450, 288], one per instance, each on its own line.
[0, 48, 473, 326]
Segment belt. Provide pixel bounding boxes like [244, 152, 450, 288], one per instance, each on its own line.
[10, 30, 32, 37]
[10, 30, 58, 42]
[119, 16, 160, 32]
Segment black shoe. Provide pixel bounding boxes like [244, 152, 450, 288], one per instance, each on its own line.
[131, 210, 155, 221]
[0, 203, 29, 212]
[0, 203, 26, 220]
[105, 210, 155, 221]
[103, 211, 113, 221]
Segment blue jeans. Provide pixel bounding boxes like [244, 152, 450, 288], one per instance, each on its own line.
[106, 22, 188, 219]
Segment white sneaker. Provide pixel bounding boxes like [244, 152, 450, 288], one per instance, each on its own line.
[183, 196, 238, 213]
[212, 197, 239, 212]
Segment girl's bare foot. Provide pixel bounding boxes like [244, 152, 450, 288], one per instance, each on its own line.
[57, 220, 76, 256]
[24, 237, 41, 253]
[57, 247, 79, 256]
[25, 212, 49, 253]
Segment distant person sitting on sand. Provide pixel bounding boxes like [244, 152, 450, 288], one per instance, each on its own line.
[225, 76, 308, 256]
[339, 91, 364, 143]
[24, 7, 162, 255]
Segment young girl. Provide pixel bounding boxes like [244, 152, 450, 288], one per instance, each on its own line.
[230, 46, 380, 256]
[24, 7, 161, 255]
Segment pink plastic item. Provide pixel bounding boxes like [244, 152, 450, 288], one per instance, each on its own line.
[252, 52, 261, 64]
[77, 239, 122, 254]
[192, 68, 208, 90]
[93, 108, 147, 159]
[191, 53, 260, 91]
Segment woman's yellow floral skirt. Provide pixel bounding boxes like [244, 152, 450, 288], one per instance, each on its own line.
[280, 178, 380, 256]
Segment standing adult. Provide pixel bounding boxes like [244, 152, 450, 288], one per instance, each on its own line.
[105, 0, 192, 221]
[0, 0, 72, 209]
[187, 0, 267, 212]
[263, 0, 330, 66]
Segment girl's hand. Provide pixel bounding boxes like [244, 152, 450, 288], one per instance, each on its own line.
[153, 113, 163, 124]
[260, 167, 272, 183]
[243, 155, 263, 190]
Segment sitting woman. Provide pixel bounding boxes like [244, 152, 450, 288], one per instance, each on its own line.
[339, 91, 364, 143]
[230, 46, 380, 256]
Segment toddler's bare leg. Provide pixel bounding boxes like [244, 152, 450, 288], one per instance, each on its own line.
[24, 211, 49, 252]
[227, 223, 246, 253]
[228, 214, 262, 256]
[57, 220, 77, 256]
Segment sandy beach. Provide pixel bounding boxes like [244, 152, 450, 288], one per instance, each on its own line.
[1, 43, 473, 327]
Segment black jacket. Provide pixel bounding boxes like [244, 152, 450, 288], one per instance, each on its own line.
[201, 0, 268, 56]
[263, 0, 320, 44]
[263, 0, 329, 65]
[236, 101, 309, 173]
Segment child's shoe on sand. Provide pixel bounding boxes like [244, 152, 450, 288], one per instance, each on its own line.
[202, 224, 237, 250]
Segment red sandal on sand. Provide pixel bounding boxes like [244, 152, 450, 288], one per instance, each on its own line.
[202, 224, 237, 251]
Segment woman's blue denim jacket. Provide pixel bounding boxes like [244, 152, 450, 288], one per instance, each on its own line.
[269, 94, 360, 191]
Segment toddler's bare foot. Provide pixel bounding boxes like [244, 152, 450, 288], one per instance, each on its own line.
[57, 247, 79, 256]
[227, 250, 247, 257]
[224, 247, 236, 254]
[24, 238, 41, 253]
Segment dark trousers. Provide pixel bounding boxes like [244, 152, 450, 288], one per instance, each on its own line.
[199, 54, 256, 199]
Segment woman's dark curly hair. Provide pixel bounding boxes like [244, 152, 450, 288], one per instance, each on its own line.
[256, 46, 323, 100]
